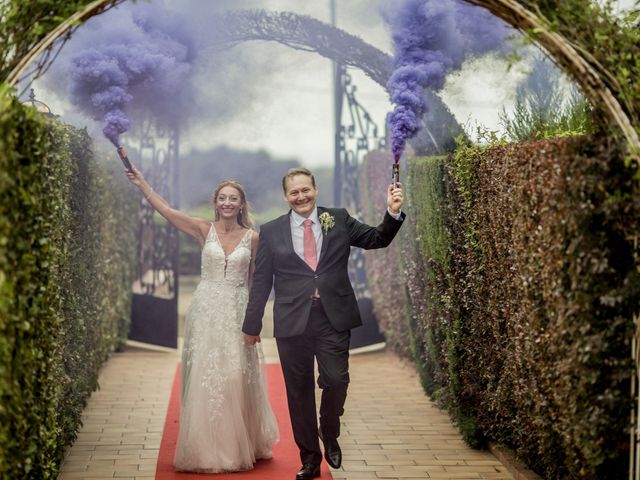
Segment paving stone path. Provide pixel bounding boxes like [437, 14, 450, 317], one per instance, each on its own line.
[57, 345, 511, 480]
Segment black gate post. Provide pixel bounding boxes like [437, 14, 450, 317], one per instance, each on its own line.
[126, 118, 180, 349]
[332, 63, 387, 349]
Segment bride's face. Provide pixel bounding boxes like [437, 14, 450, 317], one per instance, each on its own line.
[215, 186, 244, 220]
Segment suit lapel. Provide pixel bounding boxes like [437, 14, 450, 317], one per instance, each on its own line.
[282, 210, 313, 271]
[317, 206, 330, 268]
[282, 211, 295, 253]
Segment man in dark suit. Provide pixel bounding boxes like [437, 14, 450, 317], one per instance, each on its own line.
[243, 167, 404, 480]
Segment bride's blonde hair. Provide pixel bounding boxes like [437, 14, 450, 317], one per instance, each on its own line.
[211, 180, 254, 229]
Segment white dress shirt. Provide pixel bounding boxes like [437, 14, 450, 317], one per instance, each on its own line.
[290, 208, 323, 264]
[388, 208, 402, 221]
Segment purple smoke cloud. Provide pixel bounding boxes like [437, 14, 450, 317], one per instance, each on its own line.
[67, 4, 195, 146]
[385, 0, 513, 161]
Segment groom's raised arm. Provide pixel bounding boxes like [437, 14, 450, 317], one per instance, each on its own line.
[346, 182, 404, 249]
[243, 232, 274, 337]
[346, 209, 405, 249]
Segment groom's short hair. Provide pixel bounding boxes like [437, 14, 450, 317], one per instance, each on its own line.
[282, 167, 316, 192]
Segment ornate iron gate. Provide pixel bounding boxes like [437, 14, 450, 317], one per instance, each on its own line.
[333, 62, 387, 349]
[126, 119, 180, 348]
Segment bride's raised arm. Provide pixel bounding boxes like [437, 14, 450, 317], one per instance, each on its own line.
[125, 166, 209, 245]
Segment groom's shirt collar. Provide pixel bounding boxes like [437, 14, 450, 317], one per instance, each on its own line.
[290, 207, 320, 227]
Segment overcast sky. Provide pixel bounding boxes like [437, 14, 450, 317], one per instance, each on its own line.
[32, 0, 636, 168]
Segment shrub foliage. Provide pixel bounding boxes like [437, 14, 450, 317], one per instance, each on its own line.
[361, 135, 640, 479]
[0, 88, 137, 479]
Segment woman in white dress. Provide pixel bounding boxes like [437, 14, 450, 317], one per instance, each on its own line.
[126, 168, 279, 473]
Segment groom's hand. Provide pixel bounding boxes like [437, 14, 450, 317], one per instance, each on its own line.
[244, 334, 261, 345]
[387, 182, 404, 215]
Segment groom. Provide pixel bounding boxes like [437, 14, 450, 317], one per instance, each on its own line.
[243, 167, 404, 480]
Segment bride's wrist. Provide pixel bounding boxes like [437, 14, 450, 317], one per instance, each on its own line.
[143, 187, 154, 200]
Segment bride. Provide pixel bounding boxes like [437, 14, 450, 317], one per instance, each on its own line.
[126, 167, 279, 472]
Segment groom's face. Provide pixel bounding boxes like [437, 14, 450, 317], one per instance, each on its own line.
[284, 174, 318, 218]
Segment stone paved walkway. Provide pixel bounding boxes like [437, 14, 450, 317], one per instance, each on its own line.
[57, 345, 511, 480]
[57, 277, 512, 480]
[56, 346, 177, 480]
[337, 353, 511, 480]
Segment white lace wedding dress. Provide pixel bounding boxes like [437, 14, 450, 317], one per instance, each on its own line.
[174, 225, 279, 472]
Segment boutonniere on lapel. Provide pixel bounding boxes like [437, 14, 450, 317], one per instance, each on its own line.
[319, 212, 335, 235]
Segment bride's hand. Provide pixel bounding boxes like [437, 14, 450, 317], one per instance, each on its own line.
[244, 334, 261, 346]
[125, 166, 146, 188]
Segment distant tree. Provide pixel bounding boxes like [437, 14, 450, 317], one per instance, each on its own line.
[178, 145, 300, 210]
[499, 56, 594, 142]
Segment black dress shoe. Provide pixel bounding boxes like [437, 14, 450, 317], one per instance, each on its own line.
[320, 435, 342, 469]
[295, 463, 320, 480]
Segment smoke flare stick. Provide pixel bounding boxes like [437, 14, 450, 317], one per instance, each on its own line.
[392, 162, 400, 188]
[117, 146, 133, 171]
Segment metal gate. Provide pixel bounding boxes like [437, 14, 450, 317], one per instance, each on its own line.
[333, 62, 387, 350]
[126, 119, 180, 348]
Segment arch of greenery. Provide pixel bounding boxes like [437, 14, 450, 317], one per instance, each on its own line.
[2, 0, 638, 159]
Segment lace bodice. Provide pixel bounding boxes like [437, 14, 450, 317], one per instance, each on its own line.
[201, 224, 252, 286]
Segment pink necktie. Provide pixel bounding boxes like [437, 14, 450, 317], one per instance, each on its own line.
[303, 219, 317, 270]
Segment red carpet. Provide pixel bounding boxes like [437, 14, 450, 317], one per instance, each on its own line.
[156, 363, 332, 479]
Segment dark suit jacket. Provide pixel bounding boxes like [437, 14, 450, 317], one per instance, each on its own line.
[242, 206, 405, 338]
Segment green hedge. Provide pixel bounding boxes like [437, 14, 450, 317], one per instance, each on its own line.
[361, 136, 640, 479]
[0, 86, 137, 478]
[450, 137, 638, 479]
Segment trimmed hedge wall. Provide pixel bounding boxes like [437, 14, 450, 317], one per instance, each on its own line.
[0, 87, 137, 479]
[360, 137, 640, 479]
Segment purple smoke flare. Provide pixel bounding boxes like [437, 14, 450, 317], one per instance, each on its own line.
[65, 4, 195, 146]
[102, 110, 131, 146]
[385, 0, 512, 161]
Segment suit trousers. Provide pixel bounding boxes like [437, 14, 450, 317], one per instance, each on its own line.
[275, 301, 350, 465]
